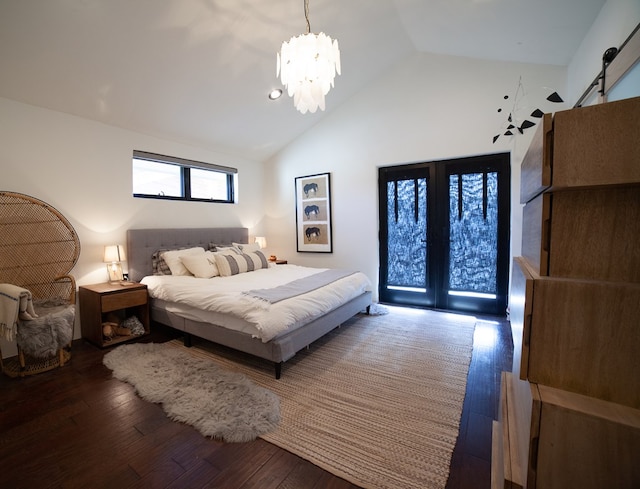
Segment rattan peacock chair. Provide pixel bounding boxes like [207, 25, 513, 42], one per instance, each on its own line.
[0, 191, 80, 377]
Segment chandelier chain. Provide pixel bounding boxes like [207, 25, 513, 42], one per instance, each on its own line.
[304, 0, 311, 34]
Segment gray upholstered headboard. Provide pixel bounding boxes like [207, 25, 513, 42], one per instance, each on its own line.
[126, 227, 249, 282]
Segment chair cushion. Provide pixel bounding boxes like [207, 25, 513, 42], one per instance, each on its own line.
[17, 304, 75, 358]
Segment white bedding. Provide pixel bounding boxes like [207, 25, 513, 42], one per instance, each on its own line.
[141, 264, 371, 342]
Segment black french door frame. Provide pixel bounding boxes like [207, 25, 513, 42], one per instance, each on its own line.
[378, 163, 436, 308]
[378, 153, 510, 316]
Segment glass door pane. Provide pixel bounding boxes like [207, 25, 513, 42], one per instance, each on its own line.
[448, 171, 499, 299]
[386, 178, 428, 292]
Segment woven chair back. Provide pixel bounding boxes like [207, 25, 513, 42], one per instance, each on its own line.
[0, 191, 80, 302]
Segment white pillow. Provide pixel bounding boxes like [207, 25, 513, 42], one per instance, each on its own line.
[180, 251, 219, 278]
[160, 247, 205, 275]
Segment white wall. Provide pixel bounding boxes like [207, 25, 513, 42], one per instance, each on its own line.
[568, 0, 640, 107]
[263, 52, 567, 302]
[0, 96, 264, 356]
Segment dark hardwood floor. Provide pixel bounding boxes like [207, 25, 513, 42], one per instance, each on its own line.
[0, 309, 512, 489]
[446, 315, 513, 489]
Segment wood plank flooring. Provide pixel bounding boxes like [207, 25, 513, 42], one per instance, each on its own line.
[0, 309, 512, 489]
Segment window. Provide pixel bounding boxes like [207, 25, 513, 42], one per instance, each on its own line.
[132, 150, 236, 203]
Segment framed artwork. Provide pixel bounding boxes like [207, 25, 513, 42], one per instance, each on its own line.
[295, 172, 332, 253]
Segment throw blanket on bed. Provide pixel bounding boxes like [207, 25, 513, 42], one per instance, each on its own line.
[0, 283, 39, 341]
[244, 269, 356, 304]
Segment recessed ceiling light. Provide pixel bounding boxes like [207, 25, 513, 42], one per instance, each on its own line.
[268, 89, 283, 100]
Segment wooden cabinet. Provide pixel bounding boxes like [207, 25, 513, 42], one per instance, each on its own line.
[493, 96, 640, 489]
[497, 371, 640, 489]
[519, 113, 553, 203]
[520, 97, 640, 202]
[79, 282, 150, 347]
[521, 189, 640, 280]
[551, 98, 640, 189]
[513, 257, 640, 408]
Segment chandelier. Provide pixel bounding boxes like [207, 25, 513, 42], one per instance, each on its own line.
[277, 0, 341, 114]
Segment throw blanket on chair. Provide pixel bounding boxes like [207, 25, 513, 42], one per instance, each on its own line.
[0, 284, 39, 341]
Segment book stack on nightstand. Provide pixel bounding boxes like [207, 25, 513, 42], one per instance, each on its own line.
[79, 282, 150, 348]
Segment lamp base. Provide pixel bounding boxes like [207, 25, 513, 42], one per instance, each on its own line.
[107, 262, 123, 283]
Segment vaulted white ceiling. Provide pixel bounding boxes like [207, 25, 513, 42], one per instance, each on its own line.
[0, 0, 605, 162]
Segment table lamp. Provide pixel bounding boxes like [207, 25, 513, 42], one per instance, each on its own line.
[104, 244, 125, 283]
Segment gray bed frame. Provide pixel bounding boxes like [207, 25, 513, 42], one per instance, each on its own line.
[126, 228, 372, 378]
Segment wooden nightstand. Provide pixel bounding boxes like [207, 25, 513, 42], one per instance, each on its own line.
[79, 282, 150, 348]
[274, 260, 288, 265]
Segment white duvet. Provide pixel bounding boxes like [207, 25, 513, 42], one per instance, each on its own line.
[141, 264, 371, 342]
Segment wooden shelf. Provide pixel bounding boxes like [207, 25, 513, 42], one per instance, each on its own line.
[100, 333, 144, 347]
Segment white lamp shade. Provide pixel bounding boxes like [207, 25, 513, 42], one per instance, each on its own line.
[254, 237, 267, 249]
[103, 244, 126, 263]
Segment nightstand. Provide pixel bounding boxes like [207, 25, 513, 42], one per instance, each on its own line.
[275, 259, 288, 265]
[79, 282, 150, 348]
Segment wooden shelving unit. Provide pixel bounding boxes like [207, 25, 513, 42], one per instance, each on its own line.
[492, 97, 640, 488]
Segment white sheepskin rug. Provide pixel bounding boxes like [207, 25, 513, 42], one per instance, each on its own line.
[103, 342, 280, 442]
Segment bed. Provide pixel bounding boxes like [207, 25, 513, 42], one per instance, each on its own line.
[126, 228, 372, 378]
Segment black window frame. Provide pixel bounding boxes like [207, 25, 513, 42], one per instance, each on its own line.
[132, 150, 237, 204]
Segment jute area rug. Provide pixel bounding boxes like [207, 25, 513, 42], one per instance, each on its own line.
[176, 306, 477, 489]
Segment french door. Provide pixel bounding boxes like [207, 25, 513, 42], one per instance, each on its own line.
[378, 153, 510, 316]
